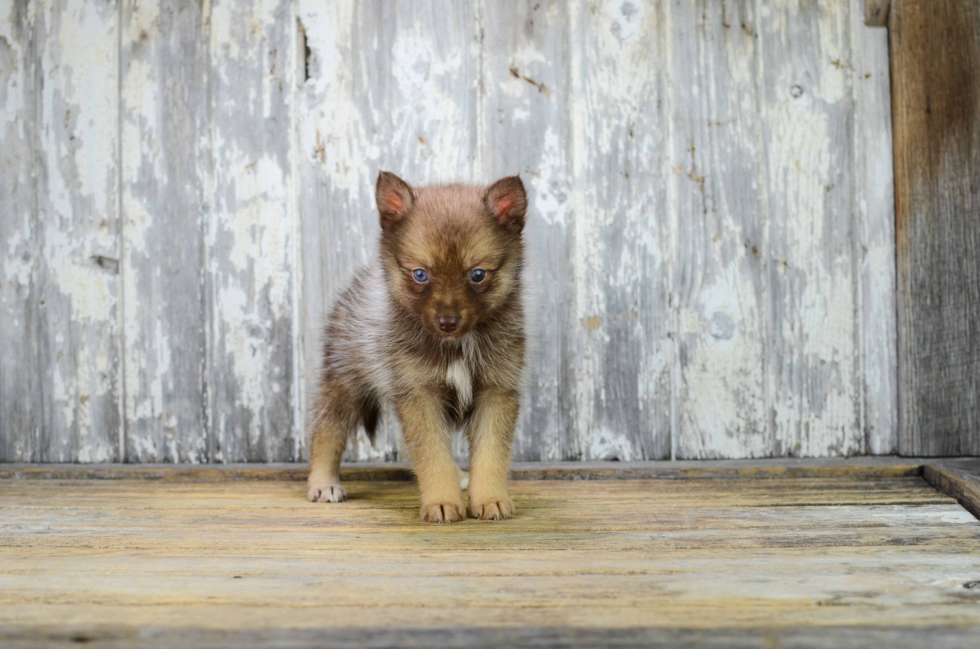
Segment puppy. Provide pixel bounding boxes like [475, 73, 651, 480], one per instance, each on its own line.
[306, 172, 528, 523]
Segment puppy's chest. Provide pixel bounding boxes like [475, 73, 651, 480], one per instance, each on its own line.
[444, 358, 473, 411]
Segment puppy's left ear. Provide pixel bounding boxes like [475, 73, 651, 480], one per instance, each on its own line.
[484, 175, 527, 232]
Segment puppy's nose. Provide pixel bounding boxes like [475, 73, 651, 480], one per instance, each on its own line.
[437, 315, 461, 332]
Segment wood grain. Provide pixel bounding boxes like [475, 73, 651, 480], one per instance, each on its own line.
[478, 0, 574, 461]
[0, 476, 978, 644]
[0, 457, 930, 482]
[1, 0, 904, 463]
[567, 1, 672, 461]
[891, 0, 980, 456]
[850, 0, 898, 454]
[759, 0, 862, 457]
[0, 0, 40, 461]
[669, 0, 768, 459]
[4, 625, 978, 649]
[208, 0, 299, 462]
[35, 0, 121, 462]
[923, 459, 980, 520]
[296, 0, 481, 463]
[120, 0, 210, 462]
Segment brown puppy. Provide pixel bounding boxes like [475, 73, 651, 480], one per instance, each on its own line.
[307, 172, 528, 523]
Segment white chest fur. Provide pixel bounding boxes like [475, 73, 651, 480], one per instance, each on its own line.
[446, 359, 472, 409]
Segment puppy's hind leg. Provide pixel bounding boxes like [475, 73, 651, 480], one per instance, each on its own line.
[307, 381, 355, 503]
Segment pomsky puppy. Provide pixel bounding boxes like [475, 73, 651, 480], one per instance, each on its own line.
[307, 171, 528, 523]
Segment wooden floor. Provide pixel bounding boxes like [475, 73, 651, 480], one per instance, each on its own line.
[2, 463, 980, 647]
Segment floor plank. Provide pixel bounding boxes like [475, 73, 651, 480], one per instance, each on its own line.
[1, 476, 979, 646]
[0, 456, 931, 482]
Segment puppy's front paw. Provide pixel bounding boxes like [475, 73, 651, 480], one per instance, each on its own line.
[420, 501, 466, 523]
[308, 481, 347, 503]
[468, 495, 514, 521]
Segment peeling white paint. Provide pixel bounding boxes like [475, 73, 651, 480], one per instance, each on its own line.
[529, 128, 571, 227]
[29, 0, 121, 462]
[4, 0, 897, 463]
[587, 428, 636, 461]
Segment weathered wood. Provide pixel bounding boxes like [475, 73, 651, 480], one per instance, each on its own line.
[3, 625, 978, 649]
[865, 0, 891, 26]
[923, 459, 980, 520]
[296, 0, 480, 462]
[478, 0, 574, 461]
[120, 0, 210, 462]
[566, 1, 671, 460]
[0, 0, 40, 461]
[0, 477, 978, 643]
[759, 0, 862, 457]
[208, 0, 299, 462]
[0, 457, 932, 482]
[850, 0, 899, 454]
[891, 0, 980, 456]
[34, 0, 121, 462]
[295, 0, 369, 461]
[2, 0, 903, 463]
[669, 1, 768, 459]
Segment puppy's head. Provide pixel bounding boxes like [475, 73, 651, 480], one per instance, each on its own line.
[375, 171, 527, 340]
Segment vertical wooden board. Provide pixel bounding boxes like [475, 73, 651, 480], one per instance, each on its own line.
[891, 0, 980, 456]
[566, 0, 671, 461]
[477, 0, 572, 461]
[34, 0, 120, 462]
[669, 0, 770, 458]
[849, 0, 897, 454]
[209, 0, 298, 462]
[0, 0, 40, 461]
[296, 0, 479, 462]
[120, 0, 209, 462]
[759, 0, 862, 457]
[296, 0, 373, 463]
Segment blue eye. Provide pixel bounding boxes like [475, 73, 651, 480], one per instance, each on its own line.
[413, 268, 429, 282]
[470, 269, 487, 283]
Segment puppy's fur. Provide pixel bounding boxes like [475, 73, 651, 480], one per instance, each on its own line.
[307, 172, 528, 523]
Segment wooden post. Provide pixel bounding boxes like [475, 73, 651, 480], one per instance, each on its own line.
[891, 0, 980, 455]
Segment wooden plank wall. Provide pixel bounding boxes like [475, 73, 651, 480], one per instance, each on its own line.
[891, 0, 980, 456]
[0, 0, 897, 463]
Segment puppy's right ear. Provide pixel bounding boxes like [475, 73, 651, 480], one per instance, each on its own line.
[484, 175, 527, 232]
[376, 171, 414, 231]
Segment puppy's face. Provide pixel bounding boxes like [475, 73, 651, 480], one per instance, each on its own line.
[376, 172, 527, 340]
